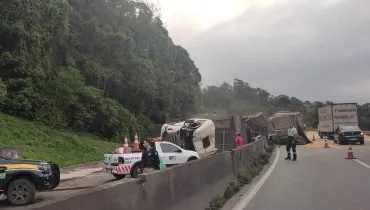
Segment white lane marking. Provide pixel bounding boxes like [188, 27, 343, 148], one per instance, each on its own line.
[232, 148, 280, 210]
[354, 159, 370, 169]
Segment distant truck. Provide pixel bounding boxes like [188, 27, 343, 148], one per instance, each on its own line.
[318, 103, 358, 139]
[104, 141, 200, 179]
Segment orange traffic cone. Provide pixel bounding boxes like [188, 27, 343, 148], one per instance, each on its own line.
[345, 145, 356, 159]
[123, 136, 130, 154]
[133, 133, 140, 152]
[323, 139, 329, 148]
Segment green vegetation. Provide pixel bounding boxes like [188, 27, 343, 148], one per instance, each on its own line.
[0, 113, 118, 168]
[200, 79, 370, 129]
[206, 147, 274, 210]
[0, 0, 200, 141]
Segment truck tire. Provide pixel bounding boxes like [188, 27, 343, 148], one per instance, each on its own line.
[187, 156, 198, 162]
[113, 174, 126, 180]
[130, 163, 142, 178]
[6, 178, 36, 206]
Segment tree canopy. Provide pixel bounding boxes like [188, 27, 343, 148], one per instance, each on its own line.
[0, 0, 201, 141]
[200, 79, 370, 129]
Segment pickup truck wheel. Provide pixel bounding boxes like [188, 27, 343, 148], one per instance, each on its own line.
[113, 174, 126, 180]
[187, 157, 198, 162]
[6, 178, 36, 206]
[131, 164, 142, 178]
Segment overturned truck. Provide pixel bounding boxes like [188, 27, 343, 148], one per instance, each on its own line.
[160, 119, 218, 157]
[268, 111, 312, 145]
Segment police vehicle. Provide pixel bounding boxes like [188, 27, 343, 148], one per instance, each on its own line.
[104, 141, 200, 179]
[0, 157, 60, 206]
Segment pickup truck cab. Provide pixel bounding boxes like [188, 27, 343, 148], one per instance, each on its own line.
[104, 141, 200, 179]
[0, 158, 60, 206]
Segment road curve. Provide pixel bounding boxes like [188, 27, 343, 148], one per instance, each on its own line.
[241, 145, 370, 210]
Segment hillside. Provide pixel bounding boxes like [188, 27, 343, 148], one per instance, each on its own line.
[0, 113, 118, 168]
[0, 0, 201, 141]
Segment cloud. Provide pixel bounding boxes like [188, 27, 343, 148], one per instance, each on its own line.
[178, 0, 370, 103]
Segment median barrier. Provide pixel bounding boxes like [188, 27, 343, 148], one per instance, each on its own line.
[32, 138, 268, 210]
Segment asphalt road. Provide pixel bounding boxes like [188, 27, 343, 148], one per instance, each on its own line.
[242, 144, 370, 210]
[0, 172, 135, 210]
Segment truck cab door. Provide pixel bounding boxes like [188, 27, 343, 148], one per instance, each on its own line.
[159, 142, 187, 166]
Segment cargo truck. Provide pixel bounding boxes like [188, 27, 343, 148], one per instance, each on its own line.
[318, 103, 358, 140]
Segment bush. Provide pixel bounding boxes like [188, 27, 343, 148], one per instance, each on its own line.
[224, 182, 241, 199]
[208, 195, 226, 210]
[206, 145, 275, 209]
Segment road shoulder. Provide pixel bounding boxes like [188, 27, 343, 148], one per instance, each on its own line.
[221, 147, 279, 210]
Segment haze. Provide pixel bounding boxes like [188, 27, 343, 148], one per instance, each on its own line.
[152, 0, 370, 103]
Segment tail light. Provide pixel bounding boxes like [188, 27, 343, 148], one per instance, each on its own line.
[118, 157, 125, 164]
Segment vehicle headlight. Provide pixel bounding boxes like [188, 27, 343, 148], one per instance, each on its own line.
[39, 164, 52, 173]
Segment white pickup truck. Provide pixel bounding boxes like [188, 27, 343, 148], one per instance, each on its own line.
[104, 141, 200, 179]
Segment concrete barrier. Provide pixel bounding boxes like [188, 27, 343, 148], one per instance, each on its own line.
[32, 138, 268, 210]
[0, 147, 22, 159]
[232, 137, 267, 173]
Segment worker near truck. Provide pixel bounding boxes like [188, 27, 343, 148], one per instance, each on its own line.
[140, 139, 160, 173]
[286, 125, 298, 161]
[234, 132, 245, 148]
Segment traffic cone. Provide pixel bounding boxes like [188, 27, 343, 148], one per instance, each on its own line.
[123, 136, 130, 154]
[345, 145, 356, 159]
[323, 139, 329, 148]
[133, 133, 140, 152]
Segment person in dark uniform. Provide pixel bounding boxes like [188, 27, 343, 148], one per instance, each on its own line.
[285, 125, 298, 161]
[140, 139, 160, 173]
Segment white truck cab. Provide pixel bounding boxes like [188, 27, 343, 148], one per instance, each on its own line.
[104, 141, 200, 179]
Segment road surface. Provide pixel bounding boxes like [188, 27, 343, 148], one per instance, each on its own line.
[240, 142, 370, 210]
[0, 172, 135, 210]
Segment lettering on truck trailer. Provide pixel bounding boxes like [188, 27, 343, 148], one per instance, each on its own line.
[334, 115, 356, 120]
[319, 114, 332, 121]
[334, 108, 357, 113]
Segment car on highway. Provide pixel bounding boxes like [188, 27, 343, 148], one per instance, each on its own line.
[0, 158, 60, 206]
[104, 141, 200, 179]
[333, 125, 365, 145]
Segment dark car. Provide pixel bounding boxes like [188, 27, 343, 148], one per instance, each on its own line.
[333, 125, 364, 145]
[0, 158, 60, 206]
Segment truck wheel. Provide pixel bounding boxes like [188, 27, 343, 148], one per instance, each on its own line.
[130, 164, 142, 178]
[6, 178, 36, 206]
[187, 156, 198, 162]
[113, 174, 126, 180]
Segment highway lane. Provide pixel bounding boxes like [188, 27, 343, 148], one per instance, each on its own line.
[239, 146, 370, 210]
[0, 172, 135, 210]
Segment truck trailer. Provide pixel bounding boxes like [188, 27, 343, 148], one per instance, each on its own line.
[318, 103, 358, 140]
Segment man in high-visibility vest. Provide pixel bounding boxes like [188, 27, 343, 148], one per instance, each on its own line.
[286, 125, 298, 161]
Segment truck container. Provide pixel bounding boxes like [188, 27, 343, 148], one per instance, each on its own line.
[318, 103, 358, 139]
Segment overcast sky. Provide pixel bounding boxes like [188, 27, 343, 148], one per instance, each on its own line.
[151, 0, 370, 103]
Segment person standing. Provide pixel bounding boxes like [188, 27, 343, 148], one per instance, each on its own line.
[234, 132, 245, 148]
[140, 139, 160, 173]
[286, 125, 298, 161]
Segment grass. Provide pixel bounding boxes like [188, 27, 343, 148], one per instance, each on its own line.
[0, 113, 119, 168]
[207, 145, 275, 210]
